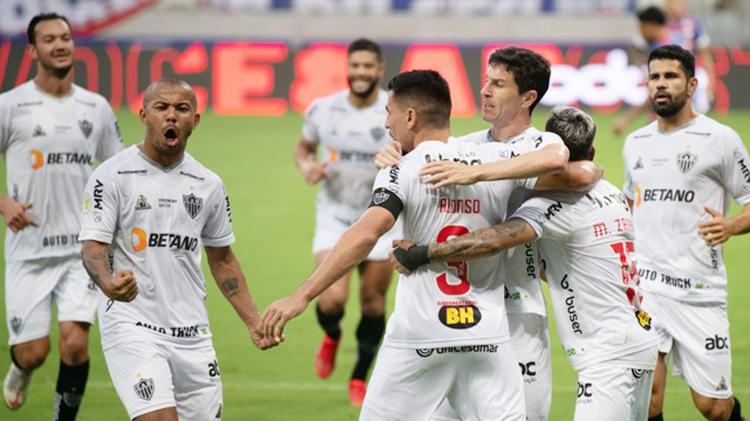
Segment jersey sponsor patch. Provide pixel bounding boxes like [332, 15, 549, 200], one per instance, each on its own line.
[635, 310, 652, 331]
[438, 304, 481, 329]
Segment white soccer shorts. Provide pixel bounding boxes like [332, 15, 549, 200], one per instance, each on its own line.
[643, 294, 733, 399]
[430, 312, 551, 421]
[312, 201, 400, 260]
[573, 364, 654, 421]
[5, 256, 97, 345]
[103, 339, 223, 420]
[361, 343, 525, 421]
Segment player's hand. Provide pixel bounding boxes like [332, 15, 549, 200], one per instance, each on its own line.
[698, 207, 735, 247]
[390, 239, 416, 274]
[248, 321, 278, 350]
[0, 197, 38, 233]
[374, 142, 402, 169]
[301, 161, 327, 184]
[101, 270, 138, 302]
[420, 161, 478, 189]
[390, 240, 430, 274]
[261, 293, 309, 345]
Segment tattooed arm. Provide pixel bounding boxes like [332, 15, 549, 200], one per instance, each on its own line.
[391, 219, 538, 274]
[81, 240, 138, 301]
[205, 245, 274, 350]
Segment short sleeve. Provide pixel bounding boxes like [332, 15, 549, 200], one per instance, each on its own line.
[0, 98, 10, 153]
[622, 141, 636, 200]
[510, 196, 572, 242]
[79, 171, 119, 244]
[368, 164, 408, 219]
[201, 182, 236, 247]
[719, 130, 750, 206]
[95, 104, 124, 162]
[301, 99, 321, 143]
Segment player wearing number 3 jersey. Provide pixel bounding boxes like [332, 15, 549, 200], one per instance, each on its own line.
[260, 70, 605, 420]
[393, 106, 659, 421]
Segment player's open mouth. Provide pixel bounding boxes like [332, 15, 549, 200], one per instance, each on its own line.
[654, 93, 671, 104]
[164, 127, 179, 144]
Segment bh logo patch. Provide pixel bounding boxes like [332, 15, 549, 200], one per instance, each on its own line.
[438, 305, 481, 329]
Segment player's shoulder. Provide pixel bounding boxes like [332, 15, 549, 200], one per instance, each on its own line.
[455, 129, 490, 145]
[306, 90, 348, 115]
[624, 121, 658, 146]
[91, 145, 140, 178]
[692, 114, 740, 141]
[181, 152, 225, 187]
[0, 81, 35, 105]
[71, 84, 112, 109]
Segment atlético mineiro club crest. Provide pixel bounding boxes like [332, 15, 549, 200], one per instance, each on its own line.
[676, 151, 697, 174]
[372, 188, 390, 205]
[79, 119, 93, 139]
[183, 193, 203, 219]
[133, 378, 154, 401]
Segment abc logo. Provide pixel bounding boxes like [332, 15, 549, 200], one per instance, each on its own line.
[705, 335, 729, 351]
[577, 382, 593, 398]
[518, 361, 537, 377]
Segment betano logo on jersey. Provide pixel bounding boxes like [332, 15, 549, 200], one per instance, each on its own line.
[30, 149, 93, 170]
[130, 227, 198, 253]
[633, 185, 694, 206]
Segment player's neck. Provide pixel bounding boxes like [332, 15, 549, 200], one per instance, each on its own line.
[348, 90, 379, 109]
[413, 127, 451, 148]
[489, 117, 532, 142]
[33, 67, 73, 98]
[138, 142, 184, 168]
[657, 106, 698, 133]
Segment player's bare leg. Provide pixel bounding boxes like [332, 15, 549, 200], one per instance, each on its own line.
[648, 352, 667, 420]
[691, 391, 743, 421]
[134, 406, 179, 421]
[54, 321, 91, 420]
[314, 250, 352, 379]
[3, 336, 49, 409]
[348, 259, 391, 406]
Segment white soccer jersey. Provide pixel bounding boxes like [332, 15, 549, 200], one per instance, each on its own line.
[623, 115, 750, 304]
[371, 140, 536, 348]
[512, 180, 658, 371]
[79, 145, 234, 349]
[303, 89, 392, 219]
[458, 127, 564, 316]
[0, 81, 122, 262]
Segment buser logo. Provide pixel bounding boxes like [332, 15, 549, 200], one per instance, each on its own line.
[438, 305, 481, 329]
[130, 227, 198, 253]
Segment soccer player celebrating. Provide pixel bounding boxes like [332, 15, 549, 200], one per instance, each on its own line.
[261, 69, 596, 420]
[374, 46, 596, 421]
[623, 45, 749, 421]
[391, 105, 659, 420]
[0, 13, 122, 418]
[79, 79, 273, 421]
[294, 38, 399, 405]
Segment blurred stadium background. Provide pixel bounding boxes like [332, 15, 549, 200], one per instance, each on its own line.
[1, 0, 749, 419]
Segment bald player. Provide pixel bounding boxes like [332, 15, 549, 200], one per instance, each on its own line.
[80, 79, 273, 421]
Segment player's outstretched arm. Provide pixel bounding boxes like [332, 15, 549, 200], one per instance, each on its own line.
[205, 245, 275, 350]
[420, 143, 569, 189]
[534, 160, 603, 192]
[295, 137, 327, 184]
[81, 240, 138, 302]
[698, 204, 750, 247]
[391, 219, 537, 273]
[262, 207, 395, 344]
[0, 193, 37, 233]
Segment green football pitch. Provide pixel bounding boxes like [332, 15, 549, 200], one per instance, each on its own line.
[1, 111, 749, 420]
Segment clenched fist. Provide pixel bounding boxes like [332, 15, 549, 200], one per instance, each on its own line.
[102, 270, 139, 302]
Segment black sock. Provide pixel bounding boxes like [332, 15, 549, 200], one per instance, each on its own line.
[53, 360, 89, 421]
[316, 303, 343, 341]
[648, 414, 663, 421]
[730, 397, 743, 421]
[351, 313, 385, 380]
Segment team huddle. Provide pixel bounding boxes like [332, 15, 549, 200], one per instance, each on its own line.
[2, 11, 749, 421]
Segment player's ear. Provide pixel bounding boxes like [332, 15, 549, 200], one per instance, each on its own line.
[406, 108, 417, 130]
[193, 112, 201, 127]
[589, 146, 596, 161]
[28, 44, 38, 61]
[138, 108, 147, 124]
[687, 76, 698, 97]
[521, 90, 538, 112]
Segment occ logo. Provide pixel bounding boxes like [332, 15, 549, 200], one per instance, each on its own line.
[577, 382, 593, 399]
[438, 305, 481, 329]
